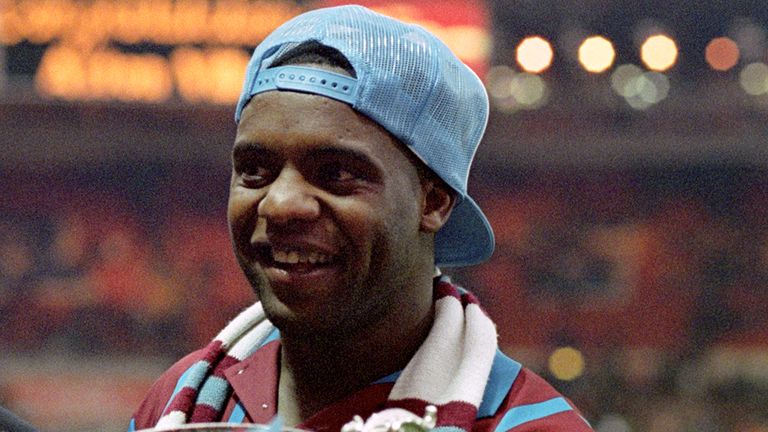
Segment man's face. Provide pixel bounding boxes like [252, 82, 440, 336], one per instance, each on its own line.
[228, 89, 427, 337]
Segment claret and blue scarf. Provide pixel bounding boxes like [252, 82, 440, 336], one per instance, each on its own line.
[152, 276, 498, 432]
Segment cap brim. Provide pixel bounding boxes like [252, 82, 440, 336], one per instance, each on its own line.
[434, 194, 495, 267]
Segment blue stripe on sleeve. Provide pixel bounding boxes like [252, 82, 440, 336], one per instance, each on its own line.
[493, 397, 573, 431]
[478, 350, 522, 418]
[228, 401, 247, 423]
[128, 418, 136, 431]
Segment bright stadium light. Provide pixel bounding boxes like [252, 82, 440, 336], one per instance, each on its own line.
[610, 64, 670, 110]
[485, 65, 516, 99]
[640, 34, 678, 71]
[516, 36, 554, 74]
[578, 36, 616, 73]
[739, 62, 768, 95]
[485, 66, 548, 112]
[625, 72, 670, 109]
[595, 415, 633, 432]
[548, 346, 585, 381]
[705, 37, 740, 71]
[610, 64, 643, 96]
[510, 72, 547, 108]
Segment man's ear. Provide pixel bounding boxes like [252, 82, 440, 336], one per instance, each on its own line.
[420, 179, 456, 233]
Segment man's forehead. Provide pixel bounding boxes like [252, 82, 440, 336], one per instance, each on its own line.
[233, 91, 414, 166]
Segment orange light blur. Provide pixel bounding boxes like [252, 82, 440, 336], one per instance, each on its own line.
[640, 34, 678, 71]
[15, 0, 487, 103]
[129, 52, 171, 102]
[86, 50, 122, 100]
[36, 46, 173, 102]
[1, 0, 302, 47]
[171, 0, 209, 44]
[113, 0, 158, 45]
[171, 47, 249, 104]
[705, 37, 740, 71]
[15, 0, 74, 44]
[0, 0, 22, 45]
[578, 36, 615, 73]
[144, 0, 174, 44]
[209, 0, 251, 45]
[206, 48, 250, 104]
[170, 47, 208, 102]
[35, 45, 88, 99]
[516, 36, 554, 74]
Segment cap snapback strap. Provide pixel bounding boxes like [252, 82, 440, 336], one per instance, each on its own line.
[250, 65, 358, 105]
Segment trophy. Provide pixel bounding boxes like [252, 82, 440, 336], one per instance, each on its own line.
[341, 405, 438, 432]
[139, 406, 438, 432]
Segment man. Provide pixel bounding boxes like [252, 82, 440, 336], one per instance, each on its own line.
[130, 5, 592, 432]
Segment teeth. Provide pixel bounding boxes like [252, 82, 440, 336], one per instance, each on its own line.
[287, 251, 299, 264]
[272, 249, 331, 265]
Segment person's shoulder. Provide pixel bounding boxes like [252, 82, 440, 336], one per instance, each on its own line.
[129, 349, 210, 431]
[476, 352, 593, 432]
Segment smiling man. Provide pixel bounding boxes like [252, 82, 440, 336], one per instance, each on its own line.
[130, 5, 592, 432]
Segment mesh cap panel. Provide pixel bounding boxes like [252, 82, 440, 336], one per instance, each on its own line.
[235, 5, 494, 267]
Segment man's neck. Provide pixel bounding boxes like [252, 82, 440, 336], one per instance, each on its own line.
[276, 284, 435, 427]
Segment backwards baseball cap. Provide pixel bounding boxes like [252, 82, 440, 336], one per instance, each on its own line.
[235, 5, 494, 267]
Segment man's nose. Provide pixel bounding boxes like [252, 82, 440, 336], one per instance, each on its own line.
[257, 167, 321, 224]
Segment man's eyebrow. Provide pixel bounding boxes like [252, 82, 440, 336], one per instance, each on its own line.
[306, 146, 380, 169]
[231, 142, 385, 176]
[232, 140, 268, 158]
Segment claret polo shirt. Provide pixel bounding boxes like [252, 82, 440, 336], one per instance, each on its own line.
[130, 332, 593, 432]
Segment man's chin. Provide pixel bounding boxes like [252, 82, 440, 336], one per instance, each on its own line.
[264, 308, 338, 339]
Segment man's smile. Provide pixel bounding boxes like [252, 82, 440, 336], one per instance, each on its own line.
[272, 248, 333, 265]
[249, 237, 341, 280]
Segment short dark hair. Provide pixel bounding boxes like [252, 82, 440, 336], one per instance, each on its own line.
[269, 40, 357, 77]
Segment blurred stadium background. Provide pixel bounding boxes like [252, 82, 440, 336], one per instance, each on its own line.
[1, 0, 768, 430]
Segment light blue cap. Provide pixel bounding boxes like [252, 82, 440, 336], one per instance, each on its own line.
[235, 5, 494, 267]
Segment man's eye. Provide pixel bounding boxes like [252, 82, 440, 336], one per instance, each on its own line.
[319, 164, 358, 183]
[239, 165, 271, 186]
[332, 169, 356, 182]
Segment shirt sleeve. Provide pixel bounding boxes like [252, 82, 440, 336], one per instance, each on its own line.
[483, 368, 593, 432]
